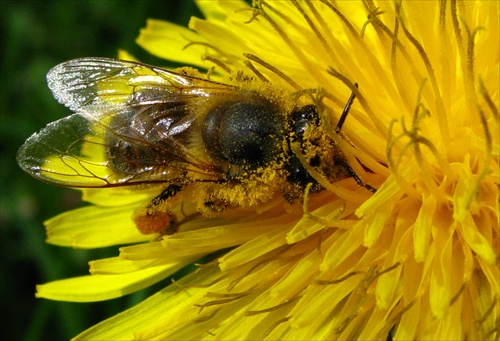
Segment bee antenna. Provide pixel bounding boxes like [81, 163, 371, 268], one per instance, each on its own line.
[335, 83, 358, 134]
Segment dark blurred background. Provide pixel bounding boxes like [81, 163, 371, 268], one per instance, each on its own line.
[0, 1, 202, 340]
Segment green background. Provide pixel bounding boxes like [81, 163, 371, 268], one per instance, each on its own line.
[1, 1, 202, 340]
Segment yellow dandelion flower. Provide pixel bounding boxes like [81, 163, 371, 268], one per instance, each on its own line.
[17, 0, 498, 340]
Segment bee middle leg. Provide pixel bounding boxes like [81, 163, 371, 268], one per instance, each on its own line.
[150, 184, 183, 207]
[203, 199, 230, 213]
[199, 184, 232, 214]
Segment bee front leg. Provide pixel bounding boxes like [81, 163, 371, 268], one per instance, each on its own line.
[133, 184, 183, 235]
[339, 162, 377, 193]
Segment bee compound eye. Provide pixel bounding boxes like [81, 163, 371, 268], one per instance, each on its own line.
[203, 100, 284, 168]
[286, 105, 323, 191]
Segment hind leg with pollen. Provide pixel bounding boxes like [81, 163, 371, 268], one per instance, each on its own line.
[132, 184, 183, 235]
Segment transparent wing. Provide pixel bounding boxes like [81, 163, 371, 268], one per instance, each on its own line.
[46, 57, 232, 111]
[17, 58, 231, 187]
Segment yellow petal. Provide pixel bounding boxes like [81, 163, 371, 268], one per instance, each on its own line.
[36, 264, 184, 302]
[136, 19, 209, 69]
[45, 204, 148, 248]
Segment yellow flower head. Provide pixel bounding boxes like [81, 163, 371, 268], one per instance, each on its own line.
[21, 0, 498, 340]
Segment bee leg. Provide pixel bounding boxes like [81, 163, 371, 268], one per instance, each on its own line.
[152, 212, 203, 241]
[150, 184, 183, 207]
[340, 162, 377, 193]
[197, 184, 231, 214]
[203, 199, 230, 213]
[133, 184, 183, 235]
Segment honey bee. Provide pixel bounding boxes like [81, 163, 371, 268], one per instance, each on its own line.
[17, 57, 373, 235]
